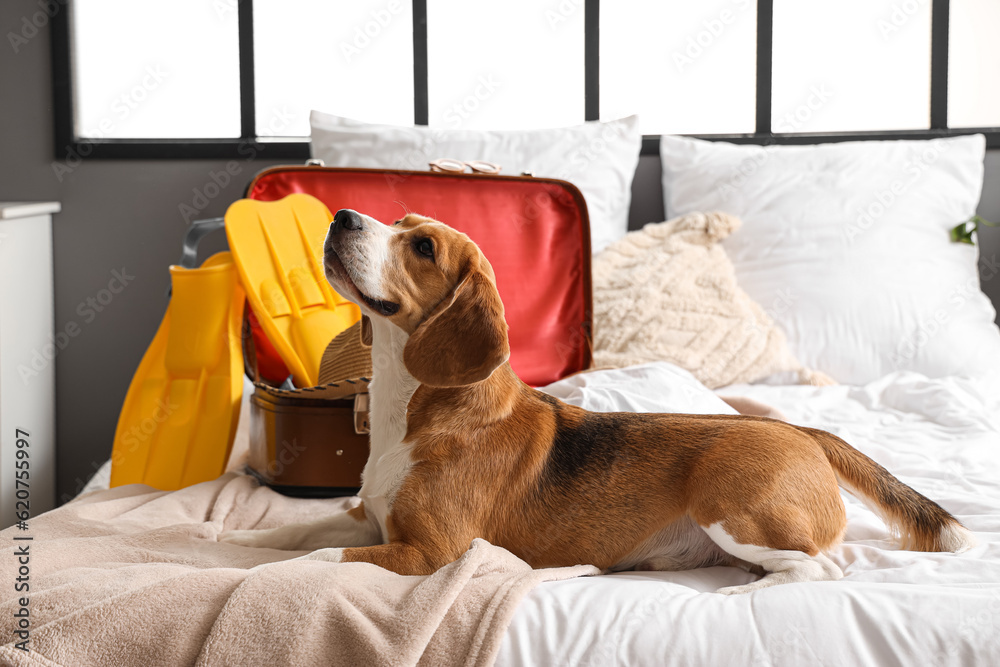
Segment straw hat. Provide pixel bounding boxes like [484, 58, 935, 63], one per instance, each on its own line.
[254, 318, 372, 401]
[318, 317, 372, 384]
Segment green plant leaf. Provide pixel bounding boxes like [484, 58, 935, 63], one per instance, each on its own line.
[949, 216, 998, 246]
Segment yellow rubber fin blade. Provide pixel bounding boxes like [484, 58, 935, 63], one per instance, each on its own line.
[225, 194, 361, 387]
[110, 252, 244, 490]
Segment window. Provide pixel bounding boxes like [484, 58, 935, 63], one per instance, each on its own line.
[52, 0, 1000, 160]
[948, 0, 1000, 128]
[73, 0, 241, 139]
[427, 0, 584, 130]
[771, 0, 931, 134]
[600, 0, 757, 135]
[253, 0, 415, 137]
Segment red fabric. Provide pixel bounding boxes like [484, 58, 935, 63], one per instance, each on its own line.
[247, 168, 592, 387]
[246, 307, 291, 385]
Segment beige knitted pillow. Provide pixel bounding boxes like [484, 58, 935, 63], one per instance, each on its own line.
[592, 211, 834, 389]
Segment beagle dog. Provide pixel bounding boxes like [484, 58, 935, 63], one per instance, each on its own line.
[220, 209, 975, 594]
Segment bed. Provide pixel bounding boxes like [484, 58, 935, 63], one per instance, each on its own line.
[498, 367, 1000, 666]
[5, 121, 1000, 665]
[5, 364, 997, 666]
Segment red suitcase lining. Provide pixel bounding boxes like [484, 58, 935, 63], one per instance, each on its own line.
[245, 167, 593, 387]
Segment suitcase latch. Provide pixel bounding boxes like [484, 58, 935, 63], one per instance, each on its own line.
[353, 393, 370, 435]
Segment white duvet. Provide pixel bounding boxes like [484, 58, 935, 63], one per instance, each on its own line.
[497, 363, 1000, 667]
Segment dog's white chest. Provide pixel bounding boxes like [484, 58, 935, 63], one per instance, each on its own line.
[358, 319, 419, 543]
[360, 444, 413, 543]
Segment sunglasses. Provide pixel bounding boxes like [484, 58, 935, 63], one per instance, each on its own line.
[428, 158, 502, 175]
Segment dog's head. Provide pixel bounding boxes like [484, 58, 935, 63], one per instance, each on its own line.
[324, 209, 509, 387]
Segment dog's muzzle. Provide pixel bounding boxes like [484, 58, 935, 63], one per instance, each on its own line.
[324, 210, 401, 317]
[332, 208, 363, 232]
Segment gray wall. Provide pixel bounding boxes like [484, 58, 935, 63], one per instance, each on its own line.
[2, 0, 999, 503]
[0, 1, 286, 502]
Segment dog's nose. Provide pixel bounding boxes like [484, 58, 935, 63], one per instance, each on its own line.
[333, 209, 362, 232]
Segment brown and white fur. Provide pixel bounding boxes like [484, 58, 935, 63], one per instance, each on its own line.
[220, 209, 976, 594]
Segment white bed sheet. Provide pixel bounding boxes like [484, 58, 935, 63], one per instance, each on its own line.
[497, 366, 1000, 666]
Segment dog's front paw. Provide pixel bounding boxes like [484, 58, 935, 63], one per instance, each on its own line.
[218, 528, 277, 548]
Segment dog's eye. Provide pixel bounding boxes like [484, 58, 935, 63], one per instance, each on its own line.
[414, 238, 434, 259]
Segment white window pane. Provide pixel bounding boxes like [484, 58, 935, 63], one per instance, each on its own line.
[426, 0, 584, 130]
[73, 0, 240, 139]
[601, 0, 757, 135]
[772, 0, 930, 133]
[949, 0, 1000, 128]
[255, 0, 413, 137]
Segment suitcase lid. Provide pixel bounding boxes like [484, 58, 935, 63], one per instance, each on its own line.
[245, 166, 593, 387]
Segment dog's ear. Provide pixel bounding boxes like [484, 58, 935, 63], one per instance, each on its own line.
[403, 264, 510, 387]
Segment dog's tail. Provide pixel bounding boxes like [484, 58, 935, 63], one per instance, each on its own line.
[803, 427, 976, 553]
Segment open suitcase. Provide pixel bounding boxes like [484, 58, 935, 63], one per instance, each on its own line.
[240, 163, 595, 496]
[246, 164, 594, 384]
[112, 163, 595, 496]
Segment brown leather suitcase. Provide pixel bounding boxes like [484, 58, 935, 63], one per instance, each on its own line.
[248, 389, 368, 497]
[243, 314, 372, 498]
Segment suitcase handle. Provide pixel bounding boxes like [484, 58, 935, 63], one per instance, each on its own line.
[166, 217, 226, 298]
[178, 217, 226, 269]
[301, 158, 534, 177]
[428, 158, 502, 175]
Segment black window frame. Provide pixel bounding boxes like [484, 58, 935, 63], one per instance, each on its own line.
[50, 0, 1000, 161]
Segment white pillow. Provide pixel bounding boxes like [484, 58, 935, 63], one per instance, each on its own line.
[310, 110, 642, 253]
[540, 362, 739, 415]
[660, 134, 1000, 385]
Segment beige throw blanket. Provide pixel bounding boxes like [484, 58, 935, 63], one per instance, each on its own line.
[0, 474, 598, 666]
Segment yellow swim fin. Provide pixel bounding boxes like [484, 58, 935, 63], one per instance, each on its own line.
[225, 194, 360, 387]
[110, 252, 244, 490]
